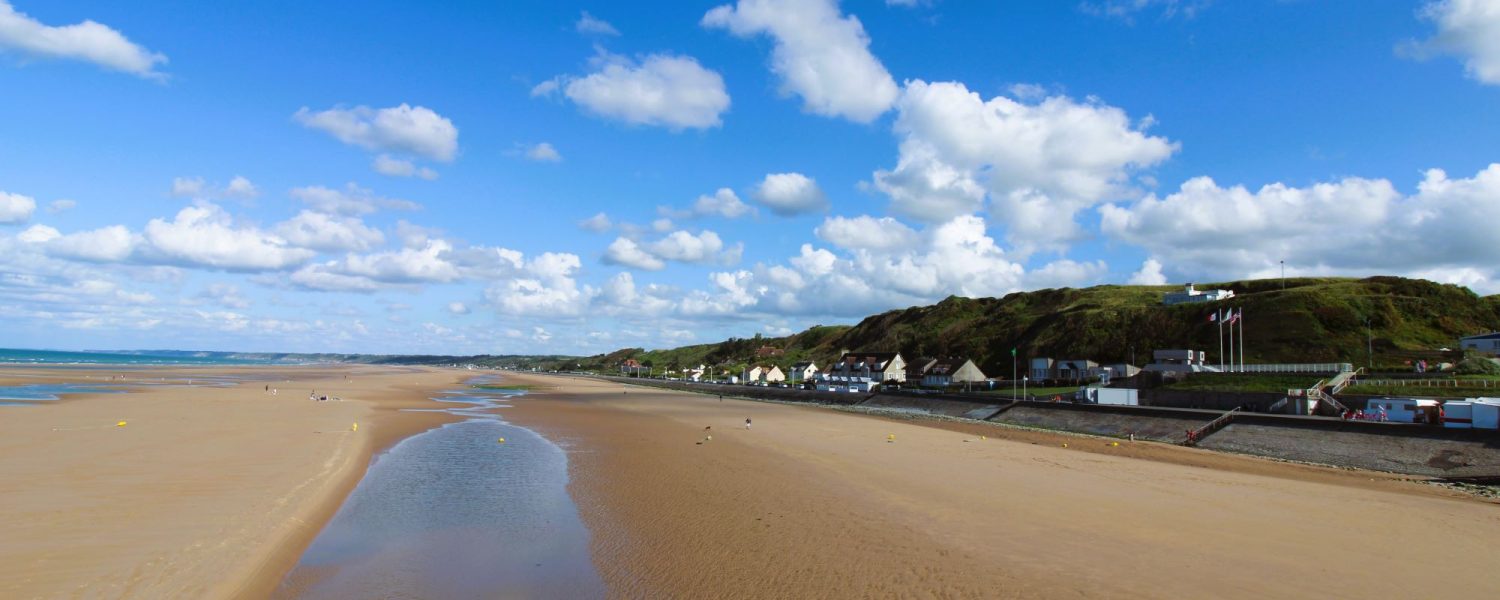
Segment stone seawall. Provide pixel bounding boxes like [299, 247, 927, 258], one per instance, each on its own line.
[596, 376, 1500, 477]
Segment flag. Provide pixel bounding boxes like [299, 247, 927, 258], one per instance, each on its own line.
[1209, 312, 1218, 322]
[1228, 309, 1241, 325]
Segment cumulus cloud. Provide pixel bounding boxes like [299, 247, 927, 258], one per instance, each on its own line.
[373, 154, 439, 180]
[576, 11, 619, 36]
[524, 142, 562, 162]
[553, 50, 730, 130]
[0, 1, 167, 79]
[659, 188, 755, 220]
[143, 203, 316, 271]
[447, 301, 470, 315]
[648, 230, 729, 263]
[484, 252, 592, 316]
[290, 183, 420, 216]
[0, 190, 36, 223]
[703, 0, 898, 122]
[875, 80, 1177, 249]
[294, 103, 459, 161]
[603, 237, 666, 270]
[274, 210, 385, 252]
[578, 212, 613, 233]
[1127, 258, 1168, 285]
[814, 215, 919, 252]
[1409, 0, 1500, 85]
[19, 223, 137, 262]
[752, 172, 829, 216]
[47, 199, 76, 214]
[1101, 164, 1500, 289]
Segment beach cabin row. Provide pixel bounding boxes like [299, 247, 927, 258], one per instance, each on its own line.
[1441, 398, 1500, 430]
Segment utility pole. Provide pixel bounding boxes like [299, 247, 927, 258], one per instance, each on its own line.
[1280, 260, 1285, 291]
[1011, 347, 1017, 400]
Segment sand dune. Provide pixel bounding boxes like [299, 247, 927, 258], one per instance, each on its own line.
[502, 373, 1500, 599]
[0, 365, 464, 599]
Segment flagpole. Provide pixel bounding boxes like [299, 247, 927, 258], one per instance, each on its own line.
[1228, 308, 1235, 373]
[1240, 308, 1246, 372]
[1217, 310, 1224, 372]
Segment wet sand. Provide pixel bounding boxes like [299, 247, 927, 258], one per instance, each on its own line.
[0, 365, 467, 599]
[501, 373, 1500, 599]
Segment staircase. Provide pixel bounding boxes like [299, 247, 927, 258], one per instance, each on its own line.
[1184, 408, 1240, 446]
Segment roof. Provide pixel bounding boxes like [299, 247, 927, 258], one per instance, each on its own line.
[1462, 332, 1500, 341]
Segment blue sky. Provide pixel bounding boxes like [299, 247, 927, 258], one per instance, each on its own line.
[2, 0, 1498, 355]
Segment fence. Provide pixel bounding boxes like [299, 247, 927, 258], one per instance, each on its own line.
[1352, 379, 1500, 389]
[1222, 363, 1354, 374]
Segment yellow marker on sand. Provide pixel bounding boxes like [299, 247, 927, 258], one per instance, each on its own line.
[497, 437, 506, 444]
[1062, 443, 1068, 448]
[116, 421, 127, 427]
[887, 433, 896, 443]
[351, 422, 358, 432]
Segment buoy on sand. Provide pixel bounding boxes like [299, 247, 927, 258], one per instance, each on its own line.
[1062, 443, 1068, 448]
[350, 422, 358, 432]
[116, 421, 127, 427]
[497, 437, 506, 444]
[887, 433, 896, 443]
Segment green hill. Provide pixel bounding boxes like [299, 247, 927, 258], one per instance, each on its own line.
[569, 276, 1500, 378]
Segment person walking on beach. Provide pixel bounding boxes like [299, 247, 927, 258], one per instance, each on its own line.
[745, 417, 752, 430]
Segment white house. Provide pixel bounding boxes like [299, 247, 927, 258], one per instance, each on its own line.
[824, 352, 906, 391]
[743, 365, 786, 384]
[921, 358, 987, 388]
[1460, 332, 1500, 356]
[1162, 283, 1235, 306]
[787, 361, 818, 384]
[685, 364, 707, 382]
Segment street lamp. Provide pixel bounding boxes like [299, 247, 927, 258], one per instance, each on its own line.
[1023, 376, 1028, 400]
[1364, 317, 1373, 370]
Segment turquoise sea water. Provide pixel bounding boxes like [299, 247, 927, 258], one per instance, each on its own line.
[0, 348, 288, 365]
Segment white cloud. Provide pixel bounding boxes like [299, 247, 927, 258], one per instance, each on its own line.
[47, 199, 76, 213]
[559, 50, 730, 130]
[1411, 0, 1500, 85]
[525, 142, 563, 162]
[0, 190, 36, 223]
[1127, 258, 1167, 285]
[198, 283, 249, 309]
[485, 252, 592, 316]
[294, 103, 459, 161]
[579, 212, 613, 233]
[143, 203, 315, 271]
[171, 177, 205, 198]
[648, 230, 728, 263]
[691, 188, 753, 218]
[290, 184, 420, 216]
[1101, 164, 1500, 289]
[752, 172, 829, 216]
[373, 154, 439, 180]
[170, 175, 261, 199]
[576, 11, 620, 36]
[875, 80, 1177, 249]
[0, 1, 167, 79]
[603, 237, 666, 270]
[1026, 259, 1109, 289]
[225, 176, 258, 199]
[703, 0, 898, 122]
[1080, 0, 1210, 22]
[447, 301, 470, 315]
[814, 215, 919, 251]
[22, 223, 137, 262]
[274, 210, 385, 252]
[651, 218, 674, 233]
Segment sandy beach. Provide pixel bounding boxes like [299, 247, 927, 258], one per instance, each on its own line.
[500, 372, 1500, 599]
[0, 365, 467, 599]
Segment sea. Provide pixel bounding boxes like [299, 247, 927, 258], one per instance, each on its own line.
[0, 348, 301, 366]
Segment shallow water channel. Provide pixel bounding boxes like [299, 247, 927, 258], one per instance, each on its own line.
[277, 385, 604, 598]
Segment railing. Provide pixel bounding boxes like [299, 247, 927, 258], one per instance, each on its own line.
[1225, 363, 1355, 374]
[1349, 378, 1500, 389]
[1185, 408, 1240, 446]
[1307, 387, 1348, 415]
